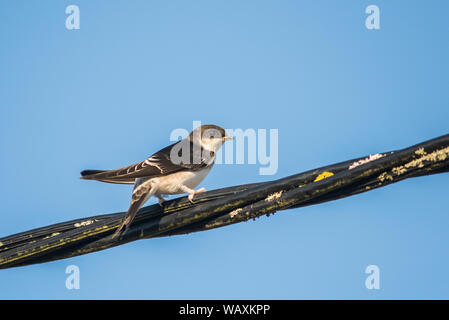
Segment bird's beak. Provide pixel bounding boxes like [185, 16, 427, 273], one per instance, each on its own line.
[223, 135, 233, 141]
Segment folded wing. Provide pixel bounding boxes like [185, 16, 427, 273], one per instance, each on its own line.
[80, 141, 212, 184]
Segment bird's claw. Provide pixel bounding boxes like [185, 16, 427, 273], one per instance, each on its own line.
[188, 188, 206, 204]
[156, 195, 166, 207]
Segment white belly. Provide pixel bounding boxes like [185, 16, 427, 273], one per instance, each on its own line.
[154, 167, 211, 195]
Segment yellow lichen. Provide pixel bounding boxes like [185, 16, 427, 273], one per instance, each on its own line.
[379, 146, 449, 182]
[415, 148, 426, 156]
[74, 219, 95, 228]
[404, 146, 448, 169]
[378, 172, 393, 182]
[0, 224, 112, 267]
[392, 166, 407, 175]
[265, 191, 283, 201]
[314, 171, 334, 182]
[349, 154, 385, 170]
[229, 208, 243, 218]
[43, 232, 61, 240]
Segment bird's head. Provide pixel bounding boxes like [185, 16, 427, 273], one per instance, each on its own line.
[188, 124, 233, 152]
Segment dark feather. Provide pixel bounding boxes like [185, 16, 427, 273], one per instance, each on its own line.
[80, 140, 214, 184]
[112, 178, 155, 238]
[80, 170, 105, 177]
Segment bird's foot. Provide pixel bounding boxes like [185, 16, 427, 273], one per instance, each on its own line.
[188, 188, 206, 204]
[157, 195, 166, 206]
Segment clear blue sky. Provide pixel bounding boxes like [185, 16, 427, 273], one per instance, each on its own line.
[1, 1, 448, 299]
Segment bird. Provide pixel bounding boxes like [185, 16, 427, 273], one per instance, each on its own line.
[80, 124, 232, 239]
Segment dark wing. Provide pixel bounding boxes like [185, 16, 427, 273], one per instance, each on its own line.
[81, 140, 214, 183]
[80, 170, 136, 184]
[112, 179, 156, 238]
